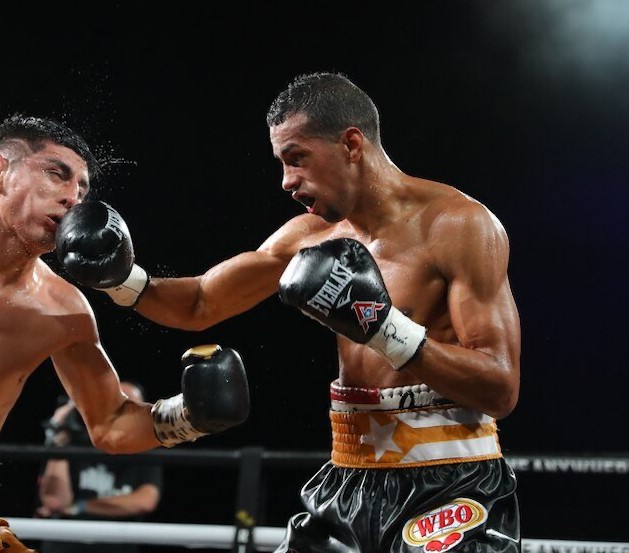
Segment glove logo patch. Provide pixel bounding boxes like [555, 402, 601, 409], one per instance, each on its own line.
[306, 259, 354, 316]
[352, 301, 385, 333]
[103, 202, 127, 241]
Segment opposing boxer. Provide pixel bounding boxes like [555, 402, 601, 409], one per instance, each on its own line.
[58, 72, 522, 552]
[0, 113, 249, 457]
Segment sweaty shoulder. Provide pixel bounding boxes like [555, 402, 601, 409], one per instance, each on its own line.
[424, 187, 510, 283]
[38, 260, 97, 320]
[257, 214, 339, 261]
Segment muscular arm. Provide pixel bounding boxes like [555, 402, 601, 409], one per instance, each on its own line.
[50, 286, 160, 454]
[135, 214, 330, 330]
[135, 250, 286, 331]
[406, 203, 521, 419]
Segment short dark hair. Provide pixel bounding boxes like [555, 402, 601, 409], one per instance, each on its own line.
[0, 113, 102, 179]
[266, 71, 381, 144]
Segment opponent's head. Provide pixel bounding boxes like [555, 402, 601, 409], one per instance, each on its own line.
[0, 114, 101, 179]
[266, 72, 381, 145]
[0, 114, 100, 254]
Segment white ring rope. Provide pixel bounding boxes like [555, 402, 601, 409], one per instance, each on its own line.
[6, 518, 281, 551]
[5, 518, 629, 552]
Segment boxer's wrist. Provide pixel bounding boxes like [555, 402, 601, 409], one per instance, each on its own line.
[151, 395, 208, 448]
[367, 307, 428, 370]
[97, 264, 149, 307]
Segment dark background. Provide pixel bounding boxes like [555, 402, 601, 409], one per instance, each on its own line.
[0, 0, 627, 548]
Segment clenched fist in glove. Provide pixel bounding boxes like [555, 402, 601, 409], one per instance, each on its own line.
[279, 238, 428, 370]
[55, 201, 149, 307]
[151, 345, 250, 447]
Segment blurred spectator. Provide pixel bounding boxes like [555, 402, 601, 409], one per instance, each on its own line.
[36, 382, 164, 553]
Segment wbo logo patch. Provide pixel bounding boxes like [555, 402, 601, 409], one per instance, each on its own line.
[402, 497, 487, 551]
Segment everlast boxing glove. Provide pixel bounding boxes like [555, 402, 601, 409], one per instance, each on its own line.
[55, 201, 149, 307]
[151, 344, 250, 447]
[279, 238, 428, 370]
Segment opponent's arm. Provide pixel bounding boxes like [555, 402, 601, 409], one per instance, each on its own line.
[50, 294, 159, 453]
[52, 284, 250, 452]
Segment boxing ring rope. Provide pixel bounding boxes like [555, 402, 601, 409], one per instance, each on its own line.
[4, 518, 629, 552]
[2, 445, 628, 552]
[5, 518, 283, 551]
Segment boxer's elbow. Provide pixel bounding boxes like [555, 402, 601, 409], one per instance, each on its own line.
[487, 376, 519, 420]
[89, 427, 140, 455]
[90, 430, 120, 454]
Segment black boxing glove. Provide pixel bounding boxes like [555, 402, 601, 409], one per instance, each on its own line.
[279, 238, 428, 370]
[151, 345, 250, 447]
[55, 201, 149, 307]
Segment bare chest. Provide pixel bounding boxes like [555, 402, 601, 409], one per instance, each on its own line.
[329, 230, 453, 388]
[0, 290, 69, 377]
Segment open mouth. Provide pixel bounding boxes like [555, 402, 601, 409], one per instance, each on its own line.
[45, 214, 63, 232]
[295, 193, 315, 210]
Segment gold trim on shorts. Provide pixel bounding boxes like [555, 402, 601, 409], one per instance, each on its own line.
[329, 380, 502, 469]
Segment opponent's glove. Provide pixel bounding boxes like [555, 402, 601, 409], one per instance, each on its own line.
[0, 518, 37, 553]
[55, 200, 149, 307]
[279, 238, 428, 370]
[151, 345, 250, 447]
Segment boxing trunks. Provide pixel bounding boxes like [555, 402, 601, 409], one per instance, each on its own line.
[275, 380, 520, 553]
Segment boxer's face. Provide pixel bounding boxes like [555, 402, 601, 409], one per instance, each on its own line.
[270, 113, 359, 223]
[0, 140, 89, 253]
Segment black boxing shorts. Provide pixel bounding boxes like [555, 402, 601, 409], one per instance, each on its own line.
[274, 381, 520, 553]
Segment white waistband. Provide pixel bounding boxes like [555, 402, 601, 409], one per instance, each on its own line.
[330, 379, 447, 411]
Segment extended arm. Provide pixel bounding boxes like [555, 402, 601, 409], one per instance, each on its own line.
[56, 200, 326, 330]
[135, 250, 286, 330]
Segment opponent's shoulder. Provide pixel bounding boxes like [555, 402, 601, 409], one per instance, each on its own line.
[37, 259, 96, 317]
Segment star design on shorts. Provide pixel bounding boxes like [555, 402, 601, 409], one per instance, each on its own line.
[360, 416, 403, 461]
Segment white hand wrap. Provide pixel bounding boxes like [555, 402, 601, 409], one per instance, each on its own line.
[151, 393, 208, 448]
[367, 306, 428, 370]
[97, 263, 148, 307]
